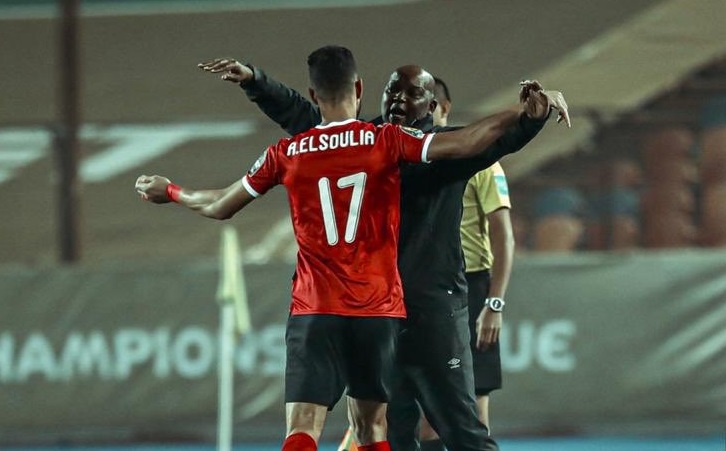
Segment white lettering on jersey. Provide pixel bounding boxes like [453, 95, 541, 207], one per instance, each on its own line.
[287, 130, 375, 156]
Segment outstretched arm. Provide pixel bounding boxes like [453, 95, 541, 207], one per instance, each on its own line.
[427, 105, 525, 161]
[426, 82, 570, 161]
[135, 175, 255, 220]
[198, 58, 321, 135]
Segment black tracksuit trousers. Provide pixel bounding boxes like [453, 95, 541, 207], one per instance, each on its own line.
[387, 303, 499, 451]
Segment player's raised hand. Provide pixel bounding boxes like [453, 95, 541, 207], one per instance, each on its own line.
[520, 80, 549, 120]
[135, 174, 172, 203]
[520, 80, 571, 128]
[197, 58, 253, 84]
[519, 79, 544, 103]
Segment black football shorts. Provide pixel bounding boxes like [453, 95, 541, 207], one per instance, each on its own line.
[284, 313, 400, 408]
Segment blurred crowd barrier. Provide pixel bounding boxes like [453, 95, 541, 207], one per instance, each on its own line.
[1, 252, 725, 446]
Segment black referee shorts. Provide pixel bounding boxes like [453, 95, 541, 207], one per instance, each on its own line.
[284, 314, 400, 408]
[466, 270, 503, 395]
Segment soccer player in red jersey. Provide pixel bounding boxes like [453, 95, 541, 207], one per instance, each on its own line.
[136, 45, 552, 451]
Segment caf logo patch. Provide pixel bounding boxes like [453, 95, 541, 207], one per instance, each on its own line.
[248, 148, 267, 176]
[400, 126, 424, 139]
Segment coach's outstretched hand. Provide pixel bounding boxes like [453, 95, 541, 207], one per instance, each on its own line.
[135, 174, 172, 203]
[198, 58, 254, 84]
[520, 80, 571, 128]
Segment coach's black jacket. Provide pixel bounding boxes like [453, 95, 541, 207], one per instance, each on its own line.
[241, 66, 546, 313]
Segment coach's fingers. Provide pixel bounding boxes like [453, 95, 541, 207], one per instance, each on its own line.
[552, 99, 572, 128]
[519, 82, 529, 103]
[520, 79, 543, 88]
[557, 109, 571, 128]
[519, 81, 533, 103]
[519, 85, 533, 103]
[558, 98, 571, 128]
[197, 59, 221, 69]
[205, 61, 252, 84]
[209, 61, 239, 74]
[220, 72, 242, 83]
[198, 58, 236, 72]
[524, 90, 550, 119]
[548, 91, 571, 127]
[197, 58, 226, 71]
[520, 79, 543, 92]
[519, 79, 543, 101]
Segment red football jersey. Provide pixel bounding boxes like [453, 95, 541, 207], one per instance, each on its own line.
[243, 119, 434, 317]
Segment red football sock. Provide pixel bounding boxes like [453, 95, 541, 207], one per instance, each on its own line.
[281, 432, 317, 451]
[357, 441, 391, 451]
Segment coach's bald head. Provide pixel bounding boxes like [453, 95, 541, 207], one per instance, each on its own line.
[380, 65, 437, 126]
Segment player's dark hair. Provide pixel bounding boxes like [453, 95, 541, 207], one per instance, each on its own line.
[433, 76, 451, 103]
[307, 45, 358, 102]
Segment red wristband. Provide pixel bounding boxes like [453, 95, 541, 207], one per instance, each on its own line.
[166, 183, 181, 202]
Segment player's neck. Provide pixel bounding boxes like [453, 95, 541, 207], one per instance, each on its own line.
[319, 99, 358, 125]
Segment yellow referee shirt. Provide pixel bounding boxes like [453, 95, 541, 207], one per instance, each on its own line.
[460, 162, 511, 272]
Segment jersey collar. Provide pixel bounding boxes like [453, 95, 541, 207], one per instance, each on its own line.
[315, 118, 358, 129]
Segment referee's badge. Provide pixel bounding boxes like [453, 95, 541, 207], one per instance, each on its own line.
[494, 174, 509, 196]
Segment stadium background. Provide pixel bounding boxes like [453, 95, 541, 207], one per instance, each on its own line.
[0, 0, 724, 450]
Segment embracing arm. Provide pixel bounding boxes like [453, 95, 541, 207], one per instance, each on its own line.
[135, 175, 255, 220]
[477, 83, 571, 162]
[198, 58, 321, 135]
[428, 86, 569, 182]
[426, 105, 525, 160]
[242, 65, 322, 135]
[426, 84, 568, 161]
[466, 111, 548, 166]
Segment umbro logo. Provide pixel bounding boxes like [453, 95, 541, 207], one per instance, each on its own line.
[447, 358, 461, 369]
